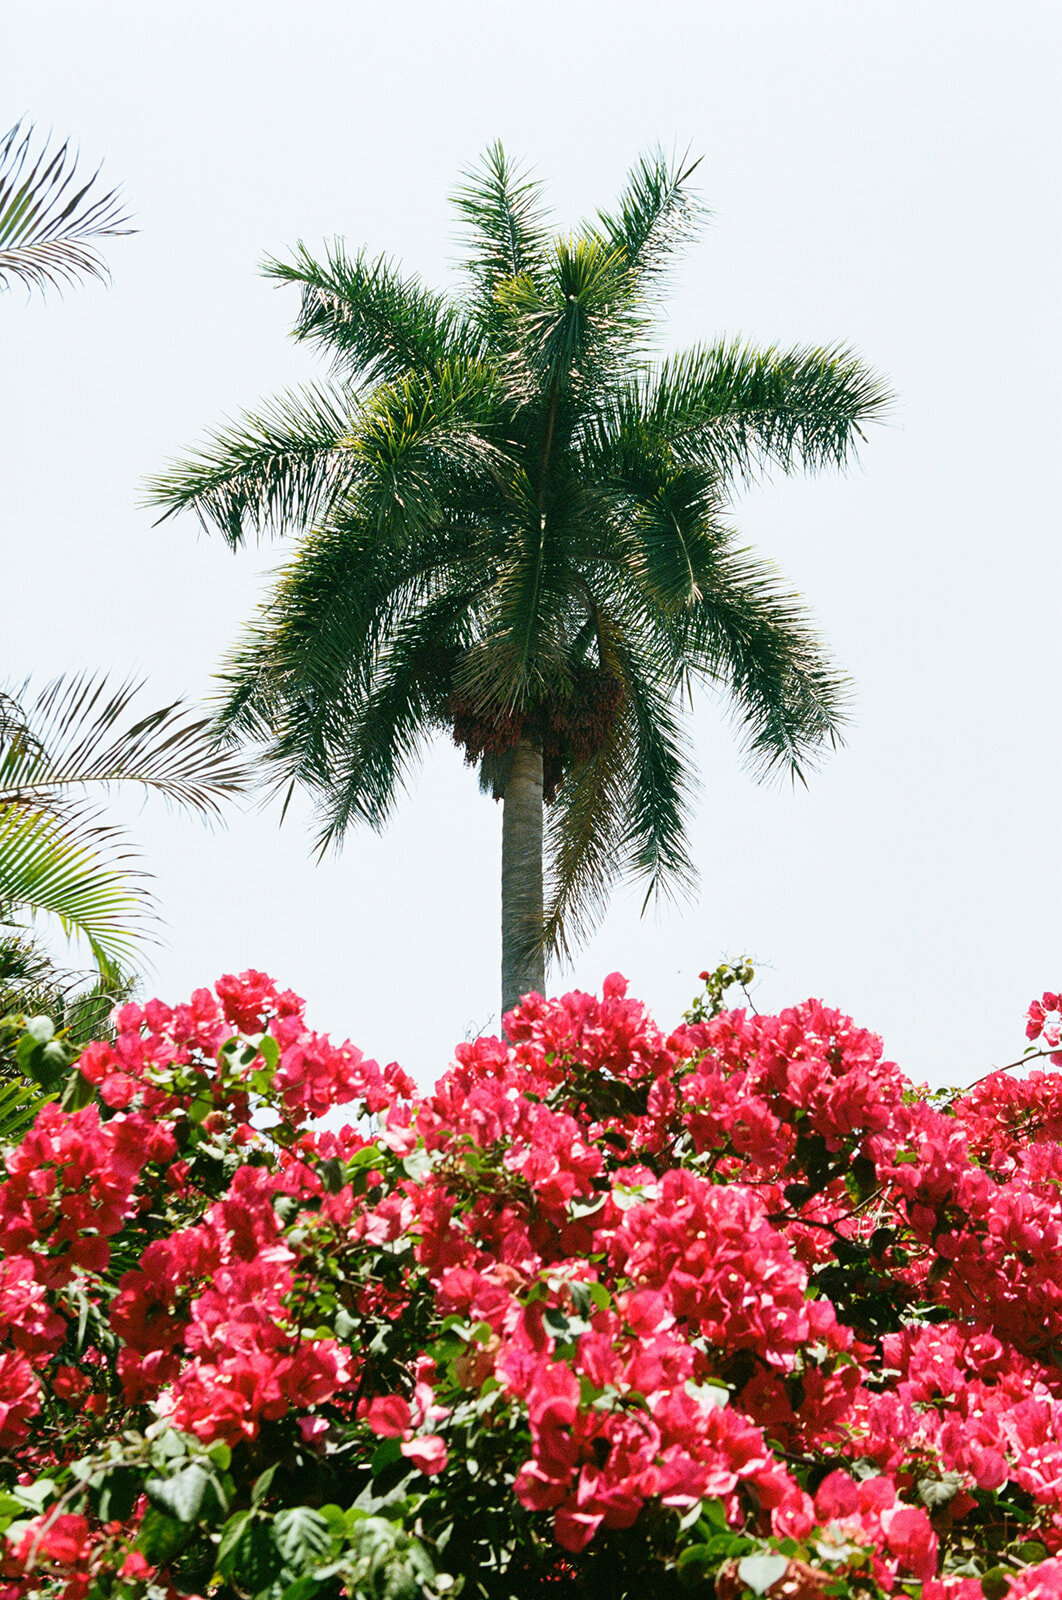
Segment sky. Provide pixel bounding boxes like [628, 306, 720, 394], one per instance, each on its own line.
[4, 1, 1060, 1088]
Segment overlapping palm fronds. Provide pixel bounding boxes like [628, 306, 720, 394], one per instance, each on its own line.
[0, 674, 248, 974]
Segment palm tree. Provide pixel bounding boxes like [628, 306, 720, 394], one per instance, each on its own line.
[0, 674, 247, 976]
[0, 119, 133, 295]
[149, 147, 889, 1013]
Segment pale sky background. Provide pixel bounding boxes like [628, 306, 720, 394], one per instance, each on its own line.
[4, 1, 1059, 1088]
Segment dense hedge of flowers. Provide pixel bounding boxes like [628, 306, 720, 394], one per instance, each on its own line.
[3, 971, 1062, 1599]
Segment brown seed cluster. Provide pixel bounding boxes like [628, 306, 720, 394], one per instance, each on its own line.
[450, 665, 626, 801]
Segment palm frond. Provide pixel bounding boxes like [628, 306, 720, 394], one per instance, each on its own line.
[542, 712, 630, 960]
[0, 674, 249, 820]
[617, 654, 698, 900]
[623, 466, 729, 614]
[452, 517, 576, 713]
[633, 341, 893, 484]
[145, 382, 358, 546]
[498, 235, 637, 407]
[351, 358, 510, 535]
[543, 645, 696, 959]
[0, 119, 133, 296]
[0, 1078, 49, 1144]
[673, 539, 851, 781]
[0, 931, 59, 998]
[0, 803, 143, 977]
[452, 142, 552, 316]
[592, 147, 703, 299]
[0, 932, 132, 1047]
[266, 241, 476, 381]
[312, 583, 483, 847]
[216, 515, 486, 821]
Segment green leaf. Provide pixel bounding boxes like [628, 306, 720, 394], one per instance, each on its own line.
[236, 1520, 284, 1590]
[23, 1014, 54, 1044]
[252, 1463, 278, 1505]
[144, 1462, 211, 1524]
[319, 1157, 345, 1193]
[282, 1578, 324, 1600]
[273, 1505, 332, 1569]
[678, 1543, 715, 1570]
[371, 1438, 403, 1474]
[12, 1478, 56, 1510]
[217, 1512, 284, 1589]
[93, 1465, 141, 1523]
[217, 1509, 253, 1568]
[917, 1471, 966, 1509]
[401, 1144, 433, 1182]
[982, 1569, 1012, 1600]
[136, 1505, 188, 1564]
[258, 1033, 280, 1071]
[737, 1553, 789, 1594]
[334, 1305, 358, 1341]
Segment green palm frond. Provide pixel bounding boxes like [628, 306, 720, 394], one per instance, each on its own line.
[146, 382, 358, 547]
[0, 932, 56, 993]
[0, 119, 133, 296]
[542, 646, 697, 959]
[592, 147, 703, 299]
[0, 803, 142, 977]
[0, 674, 249, 977]
[617, 654, 698, 899]
[673, 539, 850, 781]
[351, 359, 509, 533]
[313, 584, 482, 846]
[0, 1077, 48, 1144]
[266, 242, 477, 381]
[0, 932, 132, 1050]
[633, 340, 892, 483]
[542, 712, 631, 960]
[620, 467, 728, 613]
[452, 142, 552, 316]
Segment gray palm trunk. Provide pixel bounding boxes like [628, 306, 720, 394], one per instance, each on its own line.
[500, 734, 545, 1015]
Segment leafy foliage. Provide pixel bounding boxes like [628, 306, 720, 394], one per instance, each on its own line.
[0, 119, 133, 296]
[147, 148, 889, 964]
[0, 674, 248, 974]
[1, 970, 1062, 1597]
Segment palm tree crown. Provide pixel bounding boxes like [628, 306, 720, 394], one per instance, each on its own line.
[149, 147, 889, 1011]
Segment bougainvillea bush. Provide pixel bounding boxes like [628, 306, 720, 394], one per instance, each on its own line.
[4, 970, 1062, 1599]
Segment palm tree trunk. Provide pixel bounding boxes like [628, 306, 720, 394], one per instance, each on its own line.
[501, 734, 545, 1016]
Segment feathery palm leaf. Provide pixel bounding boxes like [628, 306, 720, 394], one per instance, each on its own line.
[0, 932, 132, 1054]
[0, 803, 140, 976]
[267, 242, 478, 381]
[0, 672, 249, 817]
[453, 143, 552, 321]
[0, 1078, 48, 1143]
[0, 119, 133, 295]
[146, 383, 358, 547]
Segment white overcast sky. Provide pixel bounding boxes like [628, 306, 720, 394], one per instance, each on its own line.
[4, 1, 1060, 1087]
